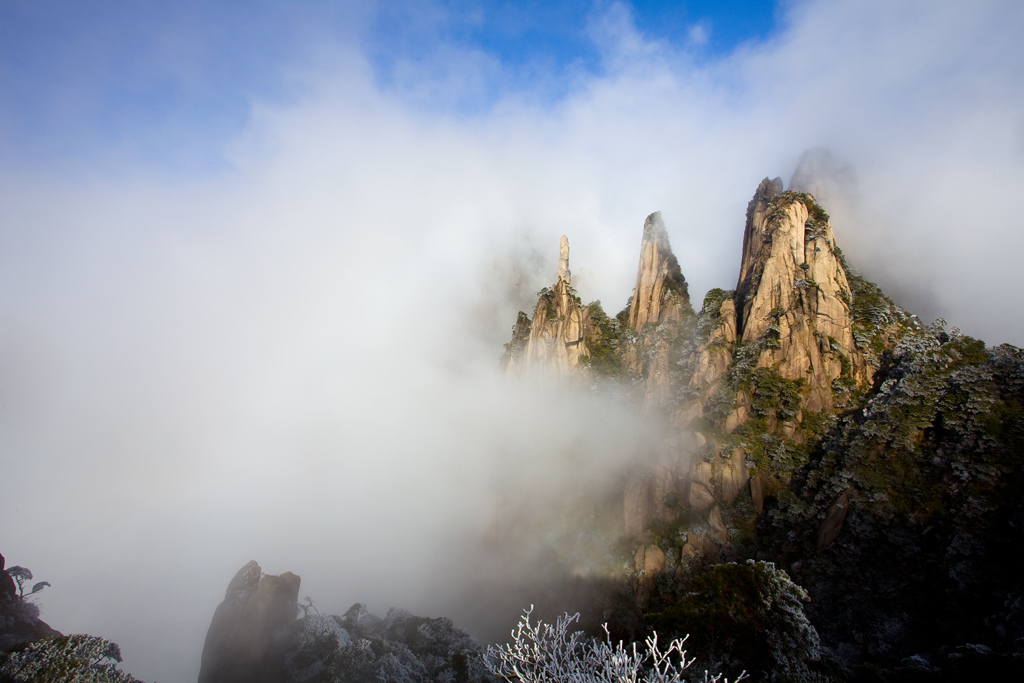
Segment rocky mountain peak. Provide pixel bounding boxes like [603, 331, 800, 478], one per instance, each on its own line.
[198, 561, 300, 683]
[619, 212, 695, 409]
[557, 234, 570, 283]
[504, 236, 590, 376]
[627, 212, 690, 330]
[736, 176, 784, 295]
[734, 182, 858, 411]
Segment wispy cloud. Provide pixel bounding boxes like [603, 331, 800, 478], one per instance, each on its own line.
[1, 1, 1022, 680]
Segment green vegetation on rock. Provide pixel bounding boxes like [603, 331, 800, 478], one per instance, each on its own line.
[580, 300, 624, 377]
[647, 561, 837, 682]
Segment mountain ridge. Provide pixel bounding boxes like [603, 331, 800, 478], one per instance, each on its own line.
[501, 176, 1024, 679]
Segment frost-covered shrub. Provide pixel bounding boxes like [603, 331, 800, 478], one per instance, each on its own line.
[486, 607, 745, 683]
[283, 604, 490, 683]
[647, 561, 831, 682]
[760, 321, 1024, 672]
[0, 634, 144, 683]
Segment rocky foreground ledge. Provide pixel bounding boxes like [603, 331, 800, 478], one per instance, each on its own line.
[198, 561, 491, 683]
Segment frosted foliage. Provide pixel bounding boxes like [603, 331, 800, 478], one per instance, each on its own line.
[297, 614, 352, 649]
[486, 607, 746, 683]
[0, 634, 144, 683]
[284, 605, 489, 683]
[753, 562, 821, 677]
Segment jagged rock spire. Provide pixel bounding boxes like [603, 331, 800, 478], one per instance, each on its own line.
[735, 178, 858, 411]
[504, 235, 590, 376]
[616, 212, 694, 411]
[557, 234, 570, 283]
[735, 177, 784, 310]
[627, 212, 690, 330]
[199, 561, 301, 683]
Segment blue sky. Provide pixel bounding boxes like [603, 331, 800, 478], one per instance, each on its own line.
[0, 0, 777, 174]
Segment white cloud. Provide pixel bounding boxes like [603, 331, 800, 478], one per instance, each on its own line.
[1, 1, 1023, 680]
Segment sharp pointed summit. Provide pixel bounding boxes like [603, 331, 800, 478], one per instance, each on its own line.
[627, 212, 690, 331]
[503, 235, 590, 376]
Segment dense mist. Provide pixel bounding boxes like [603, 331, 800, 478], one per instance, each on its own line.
[1, 1, 1023, 681]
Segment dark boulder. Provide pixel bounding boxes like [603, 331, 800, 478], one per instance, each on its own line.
[197, 561, 300, 683]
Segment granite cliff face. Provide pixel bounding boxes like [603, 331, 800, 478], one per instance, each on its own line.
[734, 178, 862, 412]
[626, 212, 691, 331]
[504, 236, 592, 376]
[504, 177, 893, 552]
[618, 214, 697, 534]
[621, 212, 694, 409]
[498, 176, 1024, 678]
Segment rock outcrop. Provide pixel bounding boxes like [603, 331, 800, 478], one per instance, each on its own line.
[0, 554, 15, 600]
[505, 236, 592, 376]
[197, 561, 489, 683]
[0, 553, 60, 653]
[649, 179, 878, 542]
[502, 176, 903, 577]
[734, 179, 860, 412]
[492, 173, 1024, 678]
[626, 212, 691, 331]
[198, 561, 300, 683]
[288, 604, 490, 683]
[621, 212, 694, 409]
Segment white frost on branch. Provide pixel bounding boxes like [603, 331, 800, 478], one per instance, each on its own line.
[485, 606, 746, 683]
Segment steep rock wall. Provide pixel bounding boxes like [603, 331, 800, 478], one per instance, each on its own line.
[198, 561, 300, 683]
[505, 236, 592, 376]
[627, 212, 691, 331]
[499, 178, 910, 576]
[735, 179, 859, 412]
[621, 212, 694, 409]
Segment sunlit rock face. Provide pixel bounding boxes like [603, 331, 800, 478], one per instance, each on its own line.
[198, 561, 300, 683]
[680, 294, 737, 427]
[500, 178, 884, 554]
[735, 178, 859, 412]
[621, 212, 693, 410]
[505, 235, 592, 376]
[618, 214, 696, 535]
[627, 212, 691, 332]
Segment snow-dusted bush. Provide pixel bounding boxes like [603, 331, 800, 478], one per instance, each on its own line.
[0, 634, 144, 683]
[647, 561, 828, 682]
[485, 607, 745, 683]
[284, 604, 490, 683]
